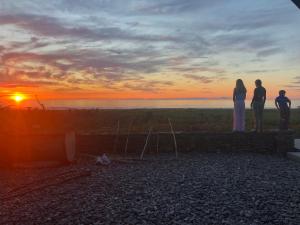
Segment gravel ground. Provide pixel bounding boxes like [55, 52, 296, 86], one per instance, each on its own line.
[1, 153, 300, 225]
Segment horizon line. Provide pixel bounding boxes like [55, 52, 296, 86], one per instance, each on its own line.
[23, 97, 300, 101]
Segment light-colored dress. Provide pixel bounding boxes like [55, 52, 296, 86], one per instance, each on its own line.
[233, 92, 246, 131]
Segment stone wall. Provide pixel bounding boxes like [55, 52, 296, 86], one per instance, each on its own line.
[77, 130, 295, 156]
[0, 131, 295, 167]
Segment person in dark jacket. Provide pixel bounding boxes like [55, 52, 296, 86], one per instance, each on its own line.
[275, 90, 291, 130]
[250, 79, 266, 132]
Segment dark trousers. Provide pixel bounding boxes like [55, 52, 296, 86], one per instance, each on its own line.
[253, 101, 264, 132]
[279, 108, 290, 130]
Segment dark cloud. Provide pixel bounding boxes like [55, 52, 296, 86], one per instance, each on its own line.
[66, 49, 169, 76]
[174, 66, 225, 74]
[54, 86, 83, 92]
[293, 76, 300, 82]
[56, 0, 124, 13]
[135, 0, 221, 14]
[213, 33, 278, 52]
[284, 76, 300, 91]
[284, 85, 300, 92]
[6, 37, 52, 51]
[183, 74, 226, 84]
[1, 52, 73, 88]
[256, 47, 283, 57]
[0, 14, 103, 39]
[0, 0, 223, 15]
[183, 75, 214, 84]
[2, 52, 66, 63]
[245, 69, 279, 74]
[285, 85, 299, 88]
[0, 80, 58, 88]
[226, 9, 292, 31]
[1, 47, 227, 90]
[0, 82, 38, 88]
[123, 80, 174, 92]
[2, 52, 74, 78]
[0, 46, 5, 53]
[0, 14, 178, 42]
[0, 49, 174, 91]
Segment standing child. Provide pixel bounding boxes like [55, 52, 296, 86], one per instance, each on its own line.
[251, 79, 266, 132]
[275, 90, 291, 130]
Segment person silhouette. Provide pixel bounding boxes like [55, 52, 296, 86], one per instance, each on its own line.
[275, 90, 291, 130]
[250, 79, 266, 132]
[233, 79, 247, 131]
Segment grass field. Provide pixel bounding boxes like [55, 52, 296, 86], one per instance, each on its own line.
[1, 108, 299, 137]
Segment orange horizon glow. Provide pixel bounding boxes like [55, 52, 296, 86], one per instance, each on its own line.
[1, 76, 299, 106]
[2, 85, 300, 102]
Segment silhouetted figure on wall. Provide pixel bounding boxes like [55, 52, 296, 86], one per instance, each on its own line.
[233, 79, 247, 131]
[251, 79, 266, 132]
[275, 90, 291, 130]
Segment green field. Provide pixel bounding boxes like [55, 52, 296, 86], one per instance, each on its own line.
[1, 108, 299, 137]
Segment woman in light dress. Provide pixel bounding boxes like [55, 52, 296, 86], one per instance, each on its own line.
[233, 79, 247, 131]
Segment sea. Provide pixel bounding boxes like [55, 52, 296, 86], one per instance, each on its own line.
[20, 98, 300, 110]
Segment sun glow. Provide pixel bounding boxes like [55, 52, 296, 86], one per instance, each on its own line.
[11, 93, 26, 103]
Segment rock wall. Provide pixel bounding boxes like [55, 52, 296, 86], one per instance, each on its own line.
[0, 131, 295, 167]
[77, 131, 295, 156]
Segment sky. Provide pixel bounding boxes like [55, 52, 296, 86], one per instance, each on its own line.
[0, 0, 300, 103]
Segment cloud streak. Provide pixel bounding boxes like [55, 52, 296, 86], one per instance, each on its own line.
[0, 14, 179, 43]
[183, 74, 226, 84]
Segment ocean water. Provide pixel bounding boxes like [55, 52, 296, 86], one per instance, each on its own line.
[21, 99, 300, 110]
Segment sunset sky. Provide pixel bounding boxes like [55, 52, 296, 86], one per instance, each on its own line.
[0, 0, 300, 104]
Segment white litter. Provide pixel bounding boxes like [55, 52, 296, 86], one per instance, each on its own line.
[295, 139, 300, 150]
[96, 154, 111, 165]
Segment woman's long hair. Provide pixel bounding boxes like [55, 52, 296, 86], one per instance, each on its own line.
[235, 79, 247, 94]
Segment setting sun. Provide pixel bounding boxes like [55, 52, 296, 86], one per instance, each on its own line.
[11, 93, 25, 103]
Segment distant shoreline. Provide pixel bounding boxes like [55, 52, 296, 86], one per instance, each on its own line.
[12, 98, 300, 110]
[14, 106, 300, 110]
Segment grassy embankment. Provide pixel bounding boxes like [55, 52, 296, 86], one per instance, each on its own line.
[0, 109, 299, 137]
